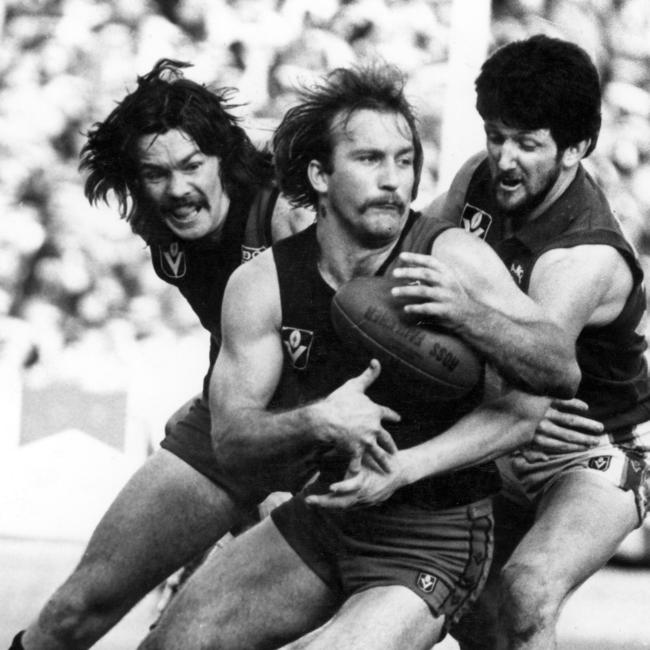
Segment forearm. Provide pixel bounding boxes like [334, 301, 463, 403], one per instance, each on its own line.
[211, 402, 326, 477]
[400, 391, 549, 485]
[454, 302, 579, 398]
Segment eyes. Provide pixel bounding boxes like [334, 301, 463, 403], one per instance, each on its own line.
[139, 158, 204, 183]
[356, 152, 414, 167]
[485, 131, 540, 153]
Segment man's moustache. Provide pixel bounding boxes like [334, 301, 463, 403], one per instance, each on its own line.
[362, 197, 406, 211]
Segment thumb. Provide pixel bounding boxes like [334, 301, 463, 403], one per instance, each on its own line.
[347, 450, 362, 476]
[350, 359, 382, 392]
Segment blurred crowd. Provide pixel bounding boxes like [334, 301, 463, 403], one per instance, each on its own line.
[1, 0, 650, 386]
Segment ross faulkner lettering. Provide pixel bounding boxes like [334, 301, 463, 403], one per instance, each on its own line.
[364, 306, 427, 346]
[429, 343, 459, 372]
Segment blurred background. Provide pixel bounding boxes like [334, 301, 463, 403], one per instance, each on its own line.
[1, 0, 650, 648]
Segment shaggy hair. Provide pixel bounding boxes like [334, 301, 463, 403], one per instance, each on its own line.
[80, 59, 272, 242]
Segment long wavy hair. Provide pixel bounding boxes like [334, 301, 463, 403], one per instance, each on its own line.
[80, 59, 273, 242]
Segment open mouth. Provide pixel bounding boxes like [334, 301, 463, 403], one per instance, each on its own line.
[498, 176, 523, 192]
[166, 204, 201, 221]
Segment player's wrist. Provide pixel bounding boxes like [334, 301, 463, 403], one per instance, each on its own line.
[396, 448, 424, 486]
[303, 400, 335, 446]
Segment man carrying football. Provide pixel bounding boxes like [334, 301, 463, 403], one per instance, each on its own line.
[138, 63, 582, 650]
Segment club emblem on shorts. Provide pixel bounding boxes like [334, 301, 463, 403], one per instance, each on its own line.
[159, 242, 186, 279]
[281, 327, 314, 370]
[416, 572, 438, 594]
[588, 455, 612, 471]
[241, 244, 267, 263]
[460, 204, 492, 240]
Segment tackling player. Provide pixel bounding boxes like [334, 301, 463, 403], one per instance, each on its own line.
[11, 59, 311, 650]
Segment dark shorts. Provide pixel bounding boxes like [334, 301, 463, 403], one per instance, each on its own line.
[271, 493, 494, 628]
[160, 395, 266, 507]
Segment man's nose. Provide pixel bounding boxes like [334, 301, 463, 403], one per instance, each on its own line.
[496, 141, 518, 171]
[378, 160, 399, 189]
[167, 171, 191, 197]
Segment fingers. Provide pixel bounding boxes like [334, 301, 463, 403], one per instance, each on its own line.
[519, 448, 549, 463]
[533, 428, 600, 452]
[549, 397, 590, 412]
[538, 416, 601, 442]
[376, 426, 398, 454]
[380, 407, 401, 425]
[305, 492, 354, 509]
[514, 449, 548, 465]
[366, 440, 393, 473]
[395, 252, 440, 269]
[349, 358, 382, 392]
[304, 474, 363, 509]
[347, 449, 362, 476]
[542, 408, 604, 435]
[328, 474, 363, 495]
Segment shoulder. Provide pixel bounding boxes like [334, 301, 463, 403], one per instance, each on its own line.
[230, 245, 276, 282]
[422, 151, 487, 224]
[431, 226, 516, 289]
[221, 248, 282, 347]
[271, 194, 316, 242]
[431, 224, 491, 261]
[226, 248, 278, 313]
[448, 151, 487, 192]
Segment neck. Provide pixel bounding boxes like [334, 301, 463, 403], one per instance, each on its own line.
[315, 221, 399, 291]
[526, 164, 580, 223]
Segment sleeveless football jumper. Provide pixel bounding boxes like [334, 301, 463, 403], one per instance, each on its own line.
[270, 218, 497, 624]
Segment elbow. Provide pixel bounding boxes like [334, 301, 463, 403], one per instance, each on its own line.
[546, 357, 581, 400]
[511, 415, 537, 448]
[497, 393, 548, 451]
[500, 412, 538, 453]
[211, 420, 244, 476]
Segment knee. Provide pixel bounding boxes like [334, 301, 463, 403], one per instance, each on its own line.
[498, 560, 562, 642]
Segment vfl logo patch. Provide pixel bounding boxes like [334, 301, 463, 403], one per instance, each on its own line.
[159, 242, 186, 279]
[281, 327, 314, 370]
[460, 203, 492, 240]
[241, 245, 267, 263]
[510, 262, 525, 285]
[416, 572, 438, 594]
[588, 455, 612, 472]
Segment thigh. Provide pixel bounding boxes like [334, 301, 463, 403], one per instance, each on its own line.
[142, 517, 340, 650]
[70, 448, 244, 602]
[282, 586, 442, 650]
[506, 470, 639, 595]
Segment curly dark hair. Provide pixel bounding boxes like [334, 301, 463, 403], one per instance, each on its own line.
[272, 64, 423, 211]
[475, 35, 602, 157]
[79, 59, 273, 242]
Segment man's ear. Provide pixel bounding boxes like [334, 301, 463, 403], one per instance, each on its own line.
[561, 139, 590, 168]
[307, 159, 329, 193]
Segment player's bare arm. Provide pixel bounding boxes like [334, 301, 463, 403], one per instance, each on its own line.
[391, 229, 581, 398]
[210, 250, 398, 488]
[307, 387, 550, 509]
[528, 243, 632, 337]
[527, 396, 603, 458]
[521, 242, 633, 454]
